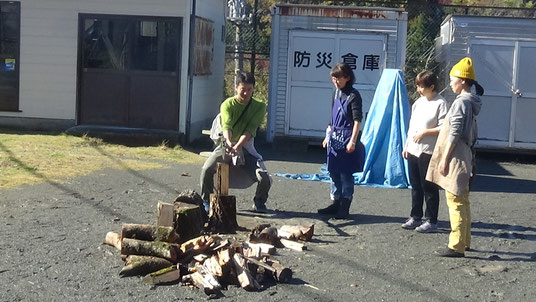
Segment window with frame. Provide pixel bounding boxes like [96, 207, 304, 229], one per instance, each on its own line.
[82, 16, 181, 72]
[0, 1, 20, 112]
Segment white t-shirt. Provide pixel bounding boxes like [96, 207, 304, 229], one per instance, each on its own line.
[406, 94, 448, 157]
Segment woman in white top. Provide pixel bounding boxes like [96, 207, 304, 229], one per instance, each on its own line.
[401, 71, 448, 233]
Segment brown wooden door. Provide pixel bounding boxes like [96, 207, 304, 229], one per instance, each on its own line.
[78, 14, 182, 130]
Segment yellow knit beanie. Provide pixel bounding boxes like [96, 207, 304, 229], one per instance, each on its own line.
[449, 57, 475, 80]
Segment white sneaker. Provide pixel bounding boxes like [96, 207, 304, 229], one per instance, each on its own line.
[415, 221, 438, 233]
[401, 217, 422, 229]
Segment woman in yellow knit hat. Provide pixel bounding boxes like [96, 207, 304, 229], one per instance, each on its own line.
[426, 57, 484, 257]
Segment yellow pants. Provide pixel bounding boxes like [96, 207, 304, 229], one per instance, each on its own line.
[446, 189, 471, 253]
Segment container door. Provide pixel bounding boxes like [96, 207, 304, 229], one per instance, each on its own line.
[470, 39, 536, 149]
[470, 40, 515, 146]
[514, 42, 536, 145]
[286, 30, 386, 138]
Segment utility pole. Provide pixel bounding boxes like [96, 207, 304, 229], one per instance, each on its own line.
[250, 0, 259, 77]
[227, 0, 249, 87]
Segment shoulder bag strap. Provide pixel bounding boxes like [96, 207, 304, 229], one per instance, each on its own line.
[231, 98, 253, 129]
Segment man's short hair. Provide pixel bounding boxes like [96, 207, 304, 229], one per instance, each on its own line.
[236, 71, 255, 86]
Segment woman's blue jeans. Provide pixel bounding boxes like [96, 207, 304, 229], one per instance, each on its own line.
[330, 172, 355, 200]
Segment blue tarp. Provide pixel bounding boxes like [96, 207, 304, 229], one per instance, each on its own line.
[275, 69, 411, 188]
[357, 69, 411, 188]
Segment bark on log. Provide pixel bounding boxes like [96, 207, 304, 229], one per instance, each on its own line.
[208, 194, 238, 233]
[104, 232, 122, 251]
[141, 266, 180, 285]
[245, 256, 293, 283]
[120, 255, 173, 277]
[174, 189, 204, 208]
[121, 238, 179, 262]
[121, 223, 180, 243]
[233, 253, 260, 291]
[174, 202, 204, 242]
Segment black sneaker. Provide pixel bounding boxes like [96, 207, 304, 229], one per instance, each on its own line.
[435, 247, 465, 258]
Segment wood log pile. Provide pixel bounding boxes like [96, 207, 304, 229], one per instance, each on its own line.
[103, 190, 315, 296]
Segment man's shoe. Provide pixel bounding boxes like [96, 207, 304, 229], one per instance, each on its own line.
[401, 217, 422, 229]
[317, 199, 340, 215]
[252, 201, 268, 213]
[415, 221, 438, 233]
[435, 247, 465, 258]
[334, 198, 351, 219]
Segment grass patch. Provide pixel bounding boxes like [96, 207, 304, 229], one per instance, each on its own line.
[0, 132, 204, 190]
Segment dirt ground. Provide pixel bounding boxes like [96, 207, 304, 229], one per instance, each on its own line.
[1, 146, 535, 302]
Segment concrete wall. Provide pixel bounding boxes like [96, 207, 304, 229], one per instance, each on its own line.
[187, 0, 226, 142]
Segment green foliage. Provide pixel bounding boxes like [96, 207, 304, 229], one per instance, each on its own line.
[404, 13, 442, 101]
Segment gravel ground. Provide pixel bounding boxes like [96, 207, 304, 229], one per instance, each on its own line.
[1, 146, 535, 302]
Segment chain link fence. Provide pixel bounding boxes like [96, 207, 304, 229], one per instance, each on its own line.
[224, 1, 535, 104]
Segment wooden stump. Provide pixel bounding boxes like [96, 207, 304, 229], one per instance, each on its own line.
[208, 163, 238, 233]
[208, 194, 238, 233]
[174, 202, 204, 242]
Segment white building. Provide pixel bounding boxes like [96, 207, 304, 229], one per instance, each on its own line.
[0, 0, 226, 143]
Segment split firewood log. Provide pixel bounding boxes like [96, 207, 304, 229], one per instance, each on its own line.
[243, 245, 262, 259]
[278, 224, 314, 241]
[216, 248, 238, 285]
[249, 225, 281, 246]
[119, 255, 173, 277]
[156, 202, 174, 227]
[182, 270, 222, 296]
[121, 223, 180, 243]
[179, 235, 212, 254]
[179, 235, 220, 263]
[141, 265, 181, 285]
[245, 256, 293, 283]
[121, 238, 180, 262]
[203, 254, 223, 277]
[217, 248, 233, 268]
[280, 238, 307, 251]
[232, 253, 260, 291]
[192, 254, 209, 263]
[104, 232, 122, 251]
[245, 242, 276, 255]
